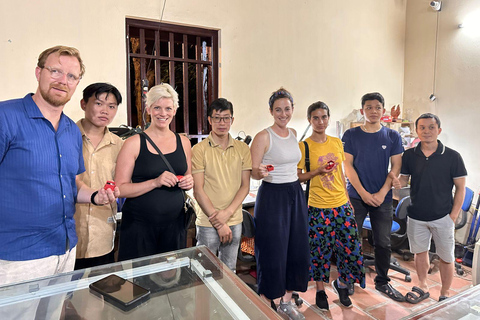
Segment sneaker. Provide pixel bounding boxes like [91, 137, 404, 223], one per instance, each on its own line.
[347, 282, 355, 296]
[277, 299, 306, 320]
[315, 290, 329, 311]
[332, 279, 353, 308]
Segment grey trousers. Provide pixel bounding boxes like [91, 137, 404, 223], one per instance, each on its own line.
[196, 224, 242, 271]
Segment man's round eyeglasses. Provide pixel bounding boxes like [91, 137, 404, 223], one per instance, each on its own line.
[211, 116, 232, 123]
[43, 66, 81, 84]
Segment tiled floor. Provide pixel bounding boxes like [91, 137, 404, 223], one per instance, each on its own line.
[237, 249, 473, 320]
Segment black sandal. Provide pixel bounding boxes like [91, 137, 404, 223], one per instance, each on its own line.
[375, 283, 406, 302]
[405, 286, 430, 304]
[270, 300, 277, 311]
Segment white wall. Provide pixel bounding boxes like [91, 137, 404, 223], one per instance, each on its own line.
[0, 0, 406, 140]
[404, 0, 480, 191]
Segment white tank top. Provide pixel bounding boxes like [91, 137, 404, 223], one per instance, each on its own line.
[262, 127, 301, 184]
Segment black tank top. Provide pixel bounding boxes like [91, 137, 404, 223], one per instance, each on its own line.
[122, 133, 188, 225]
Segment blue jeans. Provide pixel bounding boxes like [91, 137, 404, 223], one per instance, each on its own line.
[196, 224, 242, 271]
[350, 198, 393, 285]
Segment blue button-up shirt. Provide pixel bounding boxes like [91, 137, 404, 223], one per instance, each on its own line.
[0, 94, 85, 261]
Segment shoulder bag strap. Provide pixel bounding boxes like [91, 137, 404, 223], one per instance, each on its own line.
[141, 132, 175, 173]
[141, 132, 187, 203]
[303, 140, 310, 205]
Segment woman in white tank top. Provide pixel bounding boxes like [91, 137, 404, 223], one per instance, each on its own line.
[250, 88, 309, 320]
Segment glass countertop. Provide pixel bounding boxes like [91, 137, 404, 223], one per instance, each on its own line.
[401, 284, 479, 320]
[0, 246, 279, 319]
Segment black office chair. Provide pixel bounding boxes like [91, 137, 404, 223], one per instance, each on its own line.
[391, 196, 414, 261]
[238, 209, 255, 262]
[457, 187, 474, 230]
[362, 198, 412, 282]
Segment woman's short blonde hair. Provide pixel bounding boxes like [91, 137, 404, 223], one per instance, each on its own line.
[145, 83, 179, 110]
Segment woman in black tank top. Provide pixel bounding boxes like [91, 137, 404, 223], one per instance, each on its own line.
[115, 84, 193, 261]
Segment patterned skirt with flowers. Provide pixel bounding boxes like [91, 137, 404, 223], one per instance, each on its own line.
[309, 202, 365, 288]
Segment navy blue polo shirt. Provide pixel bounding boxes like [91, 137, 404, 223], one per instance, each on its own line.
[342, 126, 404, 203]
[400, 140, 467, 221]
[0, 94, 85, 261]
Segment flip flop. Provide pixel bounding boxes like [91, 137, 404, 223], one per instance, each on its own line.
[375, 283, 406, 302]
[439, 295, 448, 302]
[405, 286, 430, 304]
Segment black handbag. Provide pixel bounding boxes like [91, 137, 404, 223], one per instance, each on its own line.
[141, 132, 196, 229]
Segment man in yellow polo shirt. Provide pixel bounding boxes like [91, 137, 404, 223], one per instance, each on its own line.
[192, 98, 252, 271]
[74, 83, 123, 269]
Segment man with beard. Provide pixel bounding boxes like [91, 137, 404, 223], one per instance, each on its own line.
[0, 46, 119, 287]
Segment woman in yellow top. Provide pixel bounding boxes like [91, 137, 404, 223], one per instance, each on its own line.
[298, 101, 365, 311]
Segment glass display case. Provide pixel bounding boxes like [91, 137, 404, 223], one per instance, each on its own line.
[401, 284, 479, 320]
[0, 246, 279, 319]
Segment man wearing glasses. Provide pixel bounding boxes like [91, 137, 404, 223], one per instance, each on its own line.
[0, 46, 118, 288]
[192, 98, 252, 271]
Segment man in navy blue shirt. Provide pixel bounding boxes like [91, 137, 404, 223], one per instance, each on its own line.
[342, 92, 405, 302]
[0, 46, 119, 287]
[399, 113, 466, 303]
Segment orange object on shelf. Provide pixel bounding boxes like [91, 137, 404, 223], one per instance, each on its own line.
[391, 104, 401, 121]
[381, 115, 392, 122]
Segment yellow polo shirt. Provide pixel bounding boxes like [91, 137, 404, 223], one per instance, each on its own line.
[75, 120, 124, 259]
[192, 133, 252, 227]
